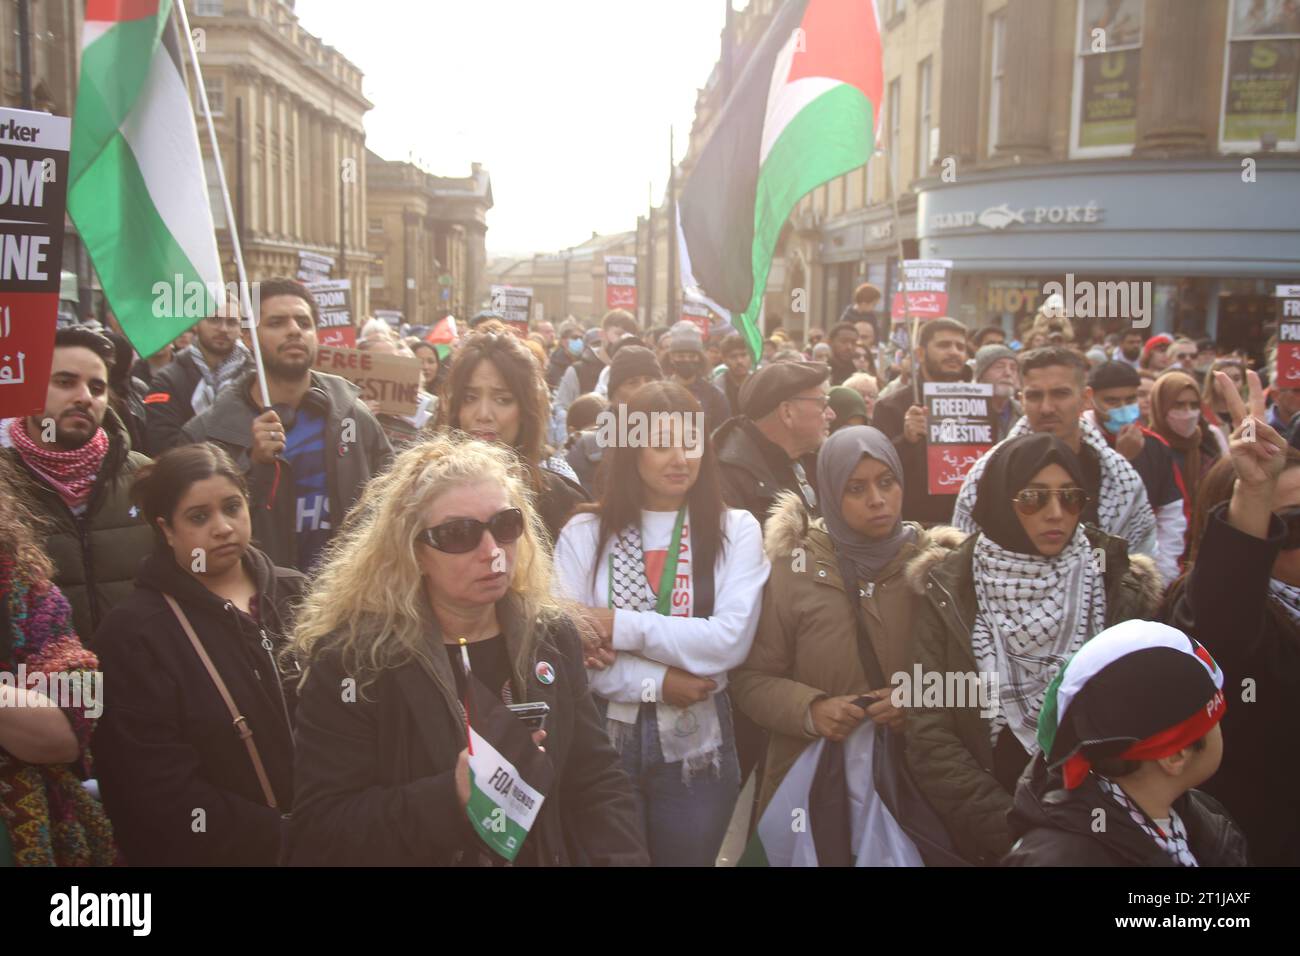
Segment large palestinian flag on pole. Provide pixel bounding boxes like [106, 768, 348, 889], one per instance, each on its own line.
[678, 0, 883, 360]
[69, 0, 224, 358]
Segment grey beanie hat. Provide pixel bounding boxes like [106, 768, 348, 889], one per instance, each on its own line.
[974, 344, 1017, 381]
[668, 320, 705, 355]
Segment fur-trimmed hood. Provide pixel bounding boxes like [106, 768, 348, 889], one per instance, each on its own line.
[902, 524, 971, 595]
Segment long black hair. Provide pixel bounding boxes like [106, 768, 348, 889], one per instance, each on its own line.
[581, 381, 727, 587]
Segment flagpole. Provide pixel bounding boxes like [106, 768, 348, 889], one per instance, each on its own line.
[881, 144, 919, 406]
[174, 0, 272, 410]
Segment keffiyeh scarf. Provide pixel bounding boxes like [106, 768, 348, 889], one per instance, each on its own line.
[1269, 577, 1300, 628]
[956, 414, 1155, 554]
[606, 521, 723, 780]
[971, 526, 1106, 752]
[9, 418, 108, 510]
[186, 341, 249, 417]
[1097, 775, 1198, 867]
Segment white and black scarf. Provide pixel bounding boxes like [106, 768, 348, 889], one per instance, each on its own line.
[606, 519, 722, 779]
[956, 414, 1155, 555]
[972, 526, 1106, 752]
[1097, 775, 1198, 867]
[1269, 577, 1300, 628]
[187, 341, 250, 417]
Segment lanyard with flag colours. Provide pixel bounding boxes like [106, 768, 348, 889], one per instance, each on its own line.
[655, 507, 688, 616]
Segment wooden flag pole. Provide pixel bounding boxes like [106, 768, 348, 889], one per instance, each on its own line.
[175, 0, 271, 410]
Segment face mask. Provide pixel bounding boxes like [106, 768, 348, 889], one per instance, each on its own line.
[1103, 402, 1141, 435]
[1166, 408, 1201, 438]
[567, 338, 584, 357]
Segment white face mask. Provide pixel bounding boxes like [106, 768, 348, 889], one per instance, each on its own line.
[1166, 408, 1201, 438]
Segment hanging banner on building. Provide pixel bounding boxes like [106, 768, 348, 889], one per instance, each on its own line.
[297, 250, 335, 283]
[315, 345, 421, 416]
[891, 259, 952, 322]
[925, 382, 996, 496]
[1223, 38, 1300, 143]
[1278, 285, 1300, 387]
[681, 294, 712, 337]
[489, 284, 532, 335]
[306, 278, 354, 348]
[0, 108, 69, 418]
[605, 255, 638, 311]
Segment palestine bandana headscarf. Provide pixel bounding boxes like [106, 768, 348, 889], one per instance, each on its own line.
[817, 425, 917, 583]
[968, 434, 1106, 751]
[955, 412, 1155, 555]
[1038, 619, 1226, 790]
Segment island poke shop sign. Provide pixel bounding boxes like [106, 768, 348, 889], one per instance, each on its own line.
[925, 382, 996, 496]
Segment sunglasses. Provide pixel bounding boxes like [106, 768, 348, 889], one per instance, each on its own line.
[417, 508, 525, 554]
[1278, 507, 1300, 551]
[1011, 487, 1089, 516]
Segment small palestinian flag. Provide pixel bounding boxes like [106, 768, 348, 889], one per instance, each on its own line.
[678, 0, 883, 361]
[425, 315, 458, 361]
[460, 657, 553, 862]
[1038, 620, 1226, 789]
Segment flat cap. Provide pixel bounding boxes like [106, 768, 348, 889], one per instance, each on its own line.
[740, 361, 829, 419]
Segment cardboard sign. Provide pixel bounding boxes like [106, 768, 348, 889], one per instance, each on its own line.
[316, 345, 421, 416]
[924, 382, 996, 496]
[891, 259, 953, 322]
[1278, 285, 1300, 388]
[605, 255, 637, 311]
[0, 108, 69, 418]
[307, 278, 354, 348]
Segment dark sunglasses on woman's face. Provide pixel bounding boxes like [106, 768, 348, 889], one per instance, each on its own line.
[1277, 506, 1300, 551]
[1011, 487, 1089, 516]
[417, 508, 525, 554]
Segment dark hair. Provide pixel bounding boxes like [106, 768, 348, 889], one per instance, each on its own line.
[442, 330, 550, 472]
[1121, 328, 1145, 341]
[54, 327, 116, 372]
[1088, 734, 1207, 780]
[1020, 346, 1089, 385]
[132, 443, 249, 547]
[258, 276, 318, 324]
[567, 392, 608, 433]
[607, 333, 644, 360]
[720, 332, 748, 357]
[973, 325, 1005, 347]
[853, 282, 881, 306]
[829, 322, 858, 341]
[583, 381, 726, 589]
[601, 309, 638, 335]
[918, 317, 967, 349]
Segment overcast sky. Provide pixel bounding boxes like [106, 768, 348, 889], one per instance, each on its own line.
[294, 0, 744, 258]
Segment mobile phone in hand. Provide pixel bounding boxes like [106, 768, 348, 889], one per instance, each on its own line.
[507, 701, 550, 732]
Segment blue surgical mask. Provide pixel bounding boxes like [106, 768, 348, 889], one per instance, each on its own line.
[1103, 402, 1141, 435]
[567, 337, 584, 357]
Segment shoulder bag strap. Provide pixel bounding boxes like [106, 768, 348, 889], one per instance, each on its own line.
[162, 593, 279, 810]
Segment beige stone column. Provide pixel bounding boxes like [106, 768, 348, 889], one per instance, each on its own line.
[1134, 0, 1212, 155]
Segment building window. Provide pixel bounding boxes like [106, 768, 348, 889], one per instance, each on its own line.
[194, 0, 224, 16]
[1220, 0, 1300, 152]
[916, 57, 933, 177]
[195, 74, 224, 117]
[1070, 0, 1143, 157]
[368, 217, 384, 233]
[988, 13, 1006, 156]
[887, 77, 902, 194]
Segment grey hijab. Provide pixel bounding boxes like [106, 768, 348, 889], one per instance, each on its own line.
[817, 425, 917, 584]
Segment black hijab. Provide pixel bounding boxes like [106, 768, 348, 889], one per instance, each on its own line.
[971, 433, 1086, 555]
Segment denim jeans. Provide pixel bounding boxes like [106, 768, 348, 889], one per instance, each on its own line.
[608, 692, 741, 867]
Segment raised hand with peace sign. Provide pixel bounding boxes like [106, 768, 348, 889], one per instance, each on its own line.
[1215, 369, 1288, 540]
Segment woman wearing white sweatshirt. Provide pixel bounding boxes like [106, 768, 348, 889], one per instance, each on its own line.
[553, 381, 770, 866]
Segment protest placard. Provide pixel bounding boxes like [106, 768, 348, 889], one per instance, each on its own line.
[891, 259, 952, 322]
[924, 381, 996, 496]
[316, 344, 421, 416]
[307, 278, 354, 348]
[1278, 285, 1300, 388]
[605, 255, 637, 311]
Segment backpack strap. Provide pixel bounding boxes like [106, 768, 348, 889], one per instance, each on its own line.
[162, 594, 279, 810]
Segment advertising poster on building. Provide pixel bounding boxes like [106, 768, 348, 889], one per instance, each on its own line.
[605, 255, 637, 311]
[1278, 285, 1300, 387]
[924, 382, 996, 496]
[316, 345, 421, 416]
[307, 278, 354, 348]
[297, 250, 334, 283]
[1079, 50, 1139, 148]
[1223, 38, 1300, 142]
[489, 284, 532, 336]
[0, 107, 69, 418]
[891, 259, 952, 322]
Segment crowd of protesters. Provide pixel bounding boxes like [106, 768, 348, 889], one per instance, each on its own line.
[1, 275, 1296, 868]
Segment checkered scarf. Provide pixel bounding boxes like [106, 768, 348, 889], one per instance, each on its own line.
[8, 418, 108, 510]
[971, 525, 1106, 753]
[607, 519, 722, 778]
[1097, 775, 1198, 866]
[955, 414, 1155, 554]
[186, 341, 249, 417]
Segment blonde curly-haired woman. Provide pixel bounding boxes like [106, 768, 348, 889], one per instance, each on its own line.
[284, 436, 647, 866]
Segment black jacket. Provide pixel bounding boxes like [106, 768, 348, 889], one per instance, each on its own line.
[1003, 754, 1249, 866]
[712, 415, 819, 529]
[1165, 504, 1300, 866]
[92, 547, 306, 866]
[143, 349, 250, 456]
[2, 408, 154, 642]
[537, 465, 590, 546]
[546, 346, 574, 390]
[873, 371, 972, 526]
[678, 375, 731, 435]
[285, 598, 648, 866]
[181, 371, 393, 571]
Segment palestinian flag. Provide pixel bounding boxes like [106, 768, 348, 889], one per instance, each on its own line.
[69, 0, 224, 358]
[678, 0, 883, 360]
[425, 314, 459, 360]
